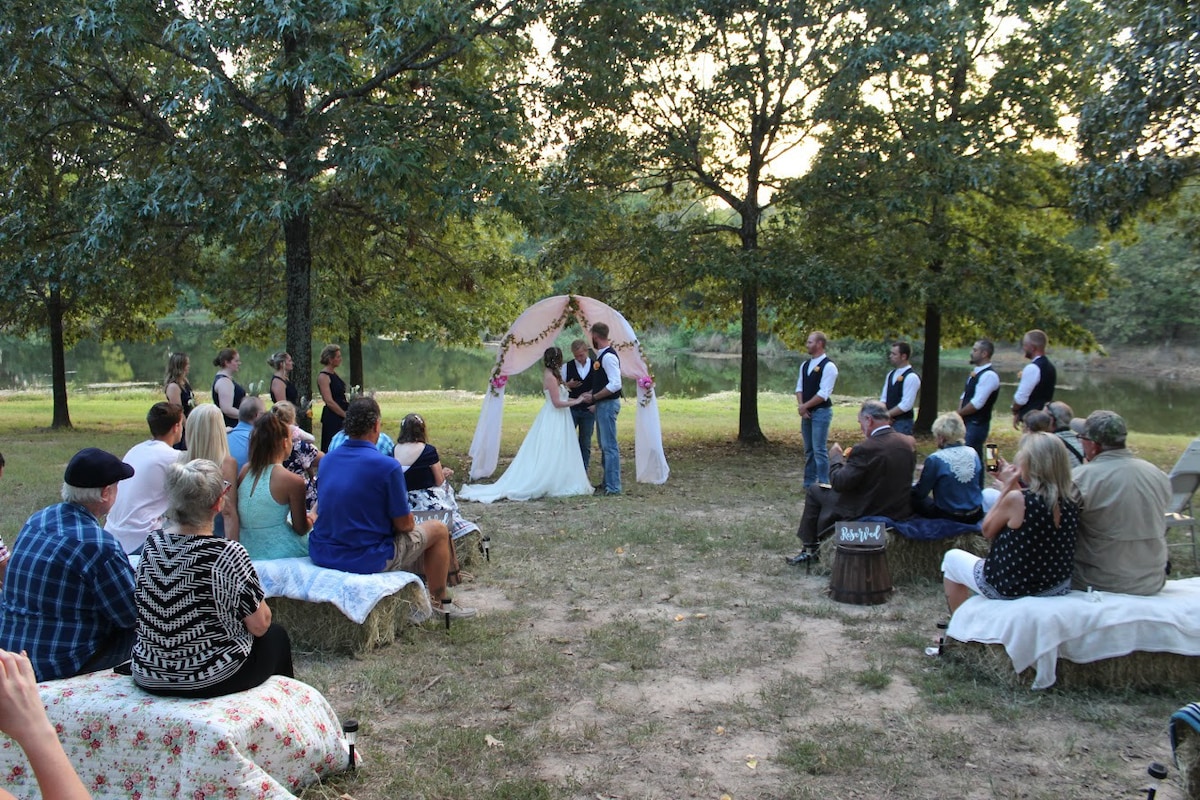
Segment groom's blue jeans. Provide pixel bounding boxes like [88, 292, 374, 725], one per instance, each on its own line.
[595, 398, 621, 494]
[802, 405, 832, 488]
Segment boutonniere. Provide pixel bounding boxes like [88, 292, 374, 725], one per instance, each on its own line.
[592, 361, 600, 371]
[897, 373, 905, 382]
[811, 365, 821, 375]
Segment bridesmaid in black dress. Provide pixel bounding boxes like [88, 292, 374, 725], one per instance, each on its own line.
[164, 352, 194, 451]
[317, 344, 348, 452]
[211, 348, 245, 428]
[268, 351, 300, 404]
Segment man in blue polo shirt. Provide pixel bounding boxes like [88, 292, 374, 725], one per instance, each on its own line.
[0, 448, 139, 680]
[309, 397, 476, 619]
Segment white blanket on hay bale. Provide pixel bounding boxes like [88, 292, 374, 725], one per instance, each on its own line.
[947, 576, 1200, 690]
[0, 671, 351, 800]
[254, 557, 432, 624]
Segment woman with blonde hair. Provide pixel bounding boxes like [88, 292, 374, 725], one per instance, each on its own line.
[911, 412, 984, 523]
[267, 352, 299, 404]
[180, 404, 240, 540]
[164, 352, 194, 450]
[237, 414, 312, 560]
[317, 344, 348, 452]
[941, 432, 1079, 613]
[133, 459, 292, 698]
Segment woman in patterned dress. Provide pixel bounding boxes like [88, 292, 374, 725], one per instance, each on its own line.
[132, 459, 293, 698]
[941, 432, 1080, 613]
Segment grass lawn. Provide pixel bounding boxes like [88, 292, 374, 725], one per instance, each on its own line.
[0, 389, 1196, 799]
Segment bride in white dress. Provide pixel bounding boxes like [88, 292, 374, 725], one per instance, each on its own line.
[460, 347, 594, 503]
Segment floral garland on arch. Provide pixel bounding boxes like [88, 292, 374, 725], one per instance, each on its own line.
[487, 295, 593, 396]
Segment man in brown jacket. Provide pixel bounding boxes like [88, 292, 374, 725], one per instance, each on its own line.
[788, 400, 916, 565]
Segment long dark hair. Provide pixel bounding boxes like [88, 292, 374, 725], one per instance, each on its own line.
[543, 346, 563, 372]
[247, 413, 291, 487]
[397, 413, 427, 444]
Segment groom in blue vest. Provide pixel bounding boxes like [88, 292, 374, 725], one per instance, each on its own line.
[583, 323, 624, 496]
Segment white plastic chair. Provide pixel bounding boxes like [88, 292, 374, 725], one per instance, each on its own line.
[1165, 438, 1200, 562]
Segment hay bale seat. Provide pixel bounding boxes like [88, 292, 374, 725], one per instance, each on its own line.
[0, 671, 352, 799]
[817, 516, 988, 584]
[942, 577, 1200, 690]
[254, 557, 433, 655]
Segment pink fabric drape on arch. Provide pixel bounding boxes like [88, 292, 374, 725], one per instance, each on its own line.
[465, 295, 670, 484]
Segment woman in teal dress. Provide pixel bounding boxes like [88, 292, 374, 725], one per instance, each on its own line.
[237, 413, 312, 560]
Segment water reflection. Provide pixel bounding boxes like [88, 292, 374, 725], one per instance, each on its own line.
[0, 330, 1195, 436]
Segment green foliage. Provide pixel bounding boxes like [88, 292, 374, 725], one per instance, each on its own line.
[1075, 0, 1200, 228]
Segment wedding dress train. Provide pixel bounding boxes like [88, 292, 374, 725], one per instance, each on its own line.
[459, 387, 593, 503]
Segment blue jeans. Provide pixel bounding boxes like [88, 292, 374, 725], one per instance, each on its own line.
[802, 405, 833, 488]
[595, 398, 621, 494]
[892, 418, 914, 435]
[571, 405, 595, 472]
[964, 418, 990, 460]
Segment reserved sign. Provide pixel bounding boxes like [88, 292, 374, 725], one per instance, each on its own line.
[836, 521, 886, 546]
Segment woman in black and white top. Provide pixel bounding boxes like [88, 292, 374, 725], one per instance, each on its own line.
[132, 459, 293, 698]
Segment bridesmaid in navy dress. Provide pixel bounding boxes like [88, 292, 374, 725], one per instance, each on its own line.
[211, 347, 245, 428]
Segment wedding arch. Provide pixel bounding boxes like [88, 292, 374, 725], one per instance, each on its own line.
[466, 295, 670, 484]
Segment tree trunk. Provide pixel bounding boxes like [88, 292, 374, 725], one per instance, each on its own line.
[738, 280, 766, 444]
[915, 302, 942, 434]
[284, 211, 313, 433]
[348, 308, 364, 390]
[47, 288, 72, 429]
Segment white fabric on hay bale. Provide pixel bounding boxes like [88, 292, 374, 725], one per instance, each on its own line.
[946, 577, 1200, 689]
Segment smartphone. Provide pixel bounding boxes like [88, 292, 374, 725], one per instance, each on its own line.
[985, 442, 999, 473]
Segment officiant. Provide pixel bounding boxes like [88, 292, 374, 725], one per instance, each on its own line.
[562, 339, 599, 474]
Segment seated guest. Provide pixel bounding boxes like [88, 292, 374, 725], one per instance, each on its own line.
[134, 459, 293, 697]
[237, 414, 313, 560]
[1047, 401, 1085, 466]
[394, 413, 480, 541]
[788, 400, 916, 565]
[911, 412, 984, 523]
[105, 402, 185, 554]
[1071, 410, 1171, 595]
[227, 395, 265, 472]
[0, 448, 138, 681]
[942, 433, 1080, 612]
[1021, 408, 1055, 434]
[328, 427, 395, 456]
[310, 397, 477, 619]
[271, 401, 321, 510]
[182, 404, 240, 540]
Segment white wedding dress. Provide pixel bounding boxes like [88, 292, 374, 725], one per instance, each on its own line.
[460, 386, 593, 503]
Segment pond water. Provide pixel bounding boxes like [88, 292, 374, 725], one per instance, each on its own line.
[0, 329, 1195, 436]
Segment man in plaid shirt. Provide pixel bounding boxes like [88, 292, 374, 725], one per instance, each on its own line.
[0, 448, 138, 681]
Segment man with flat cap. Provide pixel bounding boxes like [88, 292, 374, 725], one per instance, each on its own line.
[1070, 411, 1171, 595]
[0, 448, 139, 680]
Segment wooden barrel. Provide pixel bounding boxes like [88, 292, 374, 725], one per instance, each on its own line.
[829, 544, 893, 605]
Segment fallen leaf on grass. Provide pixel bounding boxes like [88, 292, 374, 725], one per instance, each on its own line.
[615, 546, 625, 554]
[485, 735, 504, 749]
[715, 726, 725, 735]
[745, 755, 757, 769]
[720, 795, 733, 800]
[674, 614, 686, 622]
[694, 613, 708, 619]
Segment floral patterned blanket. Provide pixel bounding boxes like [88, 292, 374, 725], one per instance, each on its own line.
[0, 672, 351, 799]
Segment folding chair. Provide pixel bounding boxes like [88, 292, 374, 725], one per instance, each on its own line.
[1165, 438, 1200, 563]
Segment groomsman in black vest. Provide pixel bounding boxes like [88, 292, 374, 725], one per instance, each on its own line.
[880, 341, 920, 435]
[1010, 329, 1056, 429]
[957, 339, 1000, 460]
[562, 339, 598, 473]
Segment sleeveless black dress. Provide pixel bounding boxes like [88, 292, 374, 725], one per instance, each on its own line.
[272, 375, 299, 404]
[319, 370, 347, 452]
[212, 374, 245, 428]
[168, 380, 194, 451]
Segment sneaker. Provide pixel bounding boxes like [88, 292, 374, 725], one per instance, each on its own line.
[433, 599, 477, 620]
